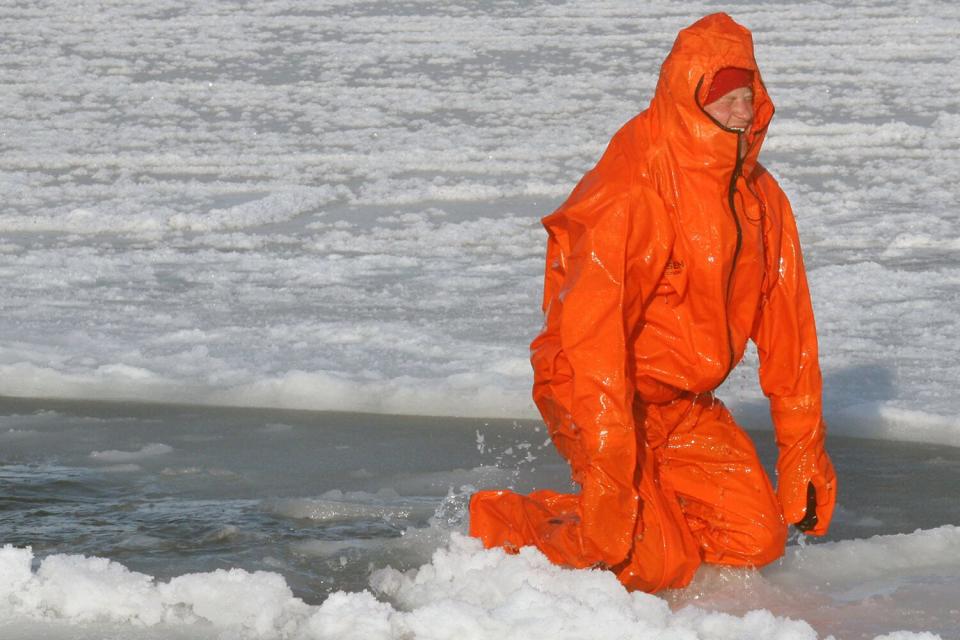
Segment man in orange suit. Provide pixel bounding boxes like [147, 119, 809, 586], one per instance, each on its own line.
[470, 13, 836, 592]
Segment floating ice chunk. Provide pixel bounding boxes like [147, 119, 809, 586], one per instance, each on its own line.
[90, 443, 173, 462]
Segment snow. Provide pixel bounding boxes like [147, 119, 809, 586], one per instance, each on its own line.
[2, 531, 957, 639]
[2, 0, 960, 638]
[1, 0, 957, 446]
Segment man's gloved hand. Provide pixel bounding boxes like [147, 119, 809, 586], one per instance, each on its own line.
[777, 443, 836, 536]
[793, 482, 819, 532]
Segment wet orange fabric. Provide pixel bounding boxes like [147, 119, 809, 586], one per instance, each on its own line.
[469, 13, 836, 592]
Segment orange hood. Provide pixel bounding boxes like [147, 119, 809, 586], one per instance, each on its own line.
[647, 12, 775, 177]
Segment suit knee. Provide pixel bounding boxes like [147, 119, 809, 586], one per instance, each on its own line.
[755, 519, 788, 565]
[737, 518, 788, 567]
[700, 515, 788, 568]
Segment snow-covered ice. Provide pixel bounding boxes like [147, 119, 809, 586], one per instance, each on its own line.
[2, 0, 959, 638]
[2, 529, 959, 640]
[2, 0, 958, 444]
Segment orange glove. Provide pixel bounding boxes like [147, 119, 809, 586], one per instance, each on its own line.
[772, 401, 836, 536]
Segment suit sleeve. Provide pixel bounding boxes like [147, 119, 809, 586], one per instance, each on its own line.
[531, 182, 671, 564]
[751, 184, 836, 535]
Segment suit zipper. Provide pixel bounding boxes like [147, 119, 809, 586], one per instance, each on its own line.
[721, 145, 744, 381]
[693, 74, 746, 384]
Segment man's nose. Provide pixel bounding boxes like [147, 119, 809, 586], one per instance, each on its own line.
[733, 99, 754, 121]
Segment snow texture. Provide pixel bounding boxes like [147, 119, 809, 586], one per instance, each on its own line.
[0, 1, 958, 445]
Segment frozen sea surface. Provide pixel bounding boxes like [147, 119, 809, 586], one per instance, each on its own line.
[2, 0, 960, 638]
[2, 398, 960, 639]
[1, 0, 959, 444]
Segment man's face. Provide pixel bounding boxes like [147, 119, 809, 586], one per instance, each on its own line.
[704, 86, 754, 158]
[703, 86, 754, 130]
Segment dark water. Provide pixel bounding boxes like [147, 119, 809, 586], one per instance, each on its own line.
[2, 396, 959, 604]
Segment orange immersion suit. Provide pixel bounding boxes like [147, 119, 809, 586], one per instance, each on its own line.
[469, 13, 837, 592]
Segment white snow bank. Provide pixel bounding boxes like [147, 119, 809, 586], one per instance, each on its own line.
[0, 545, 308, 636]
[0, 540, 817, 640]
[0, 362, 537, 420]
[370, 536, 820, 640]
[834, 403, 960, 448]
[3, 529, 955, 639]
[768, 525, 960, 591]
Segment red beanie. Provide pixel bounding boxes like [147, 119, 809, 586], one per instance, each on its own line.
[705, 67, 754, 105]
